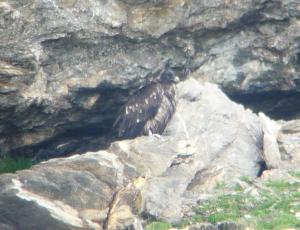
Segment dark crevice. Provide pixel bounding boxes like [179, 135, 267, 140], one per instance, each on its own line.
[257, 160, 268, 177]
[228, 90, 300, 120]
[9, 85, 133, 162]
[11, 123, 113, 163]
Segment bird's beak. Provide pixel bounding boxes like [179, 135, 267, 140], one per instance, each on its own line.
[174, 76, 180, 83]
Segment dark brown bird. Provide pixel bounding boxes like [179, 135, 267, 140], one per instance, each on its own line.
[113, 69, 177, 139]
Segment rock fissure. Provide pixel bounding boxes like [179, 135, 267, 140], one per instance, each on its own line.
[229, 90, 300, 120]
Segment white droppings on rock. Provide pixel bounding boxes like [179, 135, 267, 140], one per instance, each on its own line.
[176, 113, 189, 139]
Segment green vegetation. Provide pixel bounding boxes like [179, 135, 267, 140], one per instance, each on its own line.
[145, 221, 172, 230]
[145, 171, 300, 230]
[0, 155, 32, 174]
[195, 175, 300, 229]
[289, 170, 300, 178]
[240, 175, 254, 184]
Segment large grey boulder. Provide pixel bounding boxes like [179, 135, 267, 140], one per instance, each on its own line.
[0, 79, 267, 229]
[278, 119, 300, 166]
[137, 79, 264, 222]
[258, 113, 282, 169]
[256, 116, 300, 170]
[0, 151, 124, 230]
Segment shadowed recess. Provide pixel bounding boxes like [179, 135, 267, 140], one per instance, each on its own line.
[229, 90, 300, 120]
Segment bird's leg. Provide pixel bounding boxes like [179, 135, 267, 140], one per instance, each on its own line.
[148, 130, 161, 139]
[153, 134, 161, 139]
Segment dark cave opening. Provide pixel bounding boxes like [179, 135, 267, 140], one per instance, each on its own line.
[10, 122, 114, 163]
[8, 85, 133, 162]
[257, 160, 268, 177]
[6, 80, 300, 166]
[228, 90, 300, 120]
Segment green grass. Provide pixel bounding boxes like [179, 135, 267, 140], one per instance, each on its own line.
[265, 180, 298, 191]
[252, 212, 300, 230]
[215, 181, 227, 191]
[192, 177, 300, 230]
[146, 174, 300, 230]
[196, 193, 252, 224]
[173, 219, 191, 229]
[0, 155, 32, 174]
[145, 221, 172, 230]
[289, 171, 300, 178]
[240, 175, 253, 184]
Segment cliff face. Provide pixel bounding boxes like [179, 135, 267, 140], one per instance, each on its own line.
[1, 0, 299, 158]
[0, 1, 300, 229]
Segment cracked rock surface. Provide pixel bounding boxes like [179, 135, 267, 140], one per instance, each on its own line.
[1, 0, 299, 158]
[1, 0, 300, 229]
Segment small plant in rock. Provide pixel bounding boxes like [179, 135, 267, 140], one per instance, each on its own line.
[0, 155, 32, 174]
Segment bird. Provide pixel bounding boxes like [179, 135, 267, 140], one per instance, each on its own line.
[112, 68, 178, 139]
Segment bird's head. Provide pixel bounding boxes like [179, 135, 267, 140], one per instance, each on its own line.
[160, 69, 180, 83]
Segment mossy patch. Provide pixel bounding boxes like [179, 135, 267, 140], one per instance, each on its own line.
[0, 155, 32, 174]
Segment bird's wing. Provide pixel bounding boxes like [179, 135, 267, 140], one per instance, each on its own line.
[144, 85, 176, 134]
[113, 84, 164, 139]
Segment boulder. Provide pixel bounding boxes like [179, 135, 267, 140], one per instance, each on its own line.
[278, 119, 300, 166]
[259, 113, 282, 169]
[253, 115, 300, 170]
[0, 151, 124, 229]
[1, 0, 300, 228]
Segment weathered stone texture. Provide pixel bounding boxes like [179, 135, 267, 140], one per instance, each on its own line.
[1, 0, 299, 157]
[1, 0, 300, 229]
[0, 79, 269, 229]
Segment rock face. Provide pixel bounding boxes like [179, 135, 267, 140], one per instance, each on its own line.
[0, 79, 269, 229]
[259, 113, 282, 169]
[1, 0, 299, 158]
[278, 119, 300, 166]
[258, 117, 300, 169]
[1, 1, 300, 229]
